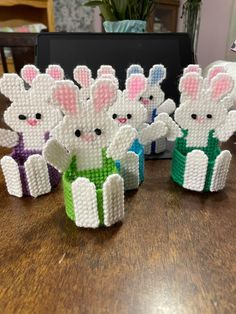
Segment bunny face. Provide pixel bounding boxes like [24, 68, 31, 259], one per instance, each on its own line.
[127, 65, 166, 121]
[108, 74, 147, 130]
[108, 91, 147, 129]
[175, 71, 234, 132]
[51, 78, 118, 153]
[53, 105, 116, 152]
[175, 96, 227, 131]
[0, 73, 62, 134]
[139, 85, 164, 111]
[4, 100, 61, 133]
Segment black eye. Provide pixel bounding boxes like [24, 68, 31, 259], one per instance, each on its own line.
[149, 95, 154, 100]
[87, 97, 90, 100]
[127, 114, 132, 119]
[94, 128, 102, 135]
[18, 114, 27, 120]
[207, 114, 212, 119]
[191, 114, 197, 120]
[139, 97, 143, 101]
[35, 113, 41, 119]
[75, 129, 81, 137]
[112, 114, 117, 119]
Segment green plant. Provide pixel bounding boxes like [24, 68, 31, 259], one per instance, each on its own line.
[84, 0, 155, 21]
[181, 0, 202, 44]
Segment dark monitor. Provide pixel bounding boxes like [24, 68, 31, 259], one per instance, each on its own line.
[36, 32, 194, 104]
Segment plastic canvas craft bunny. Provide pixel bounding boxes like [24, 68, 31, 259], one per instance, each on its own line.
[158, 64, 236, 192]
[108, 71, 169, 190]
[43, 76, 137, 228]
[127, 64, 176, 155]
[0, 65, 63, 197]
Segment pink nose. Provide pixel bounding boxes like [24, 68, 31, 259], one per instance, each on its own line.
[81, 134, 95, 142]
[27, 119, 38, 126]
[196, 116, 205, 124]
[118, 118, 127, 124]
[141, 98, 150, 106]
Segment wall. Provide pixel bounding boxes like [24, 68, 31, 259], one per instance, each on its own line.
[177, 0, 234, 68]
[226, 0, 236, 61]
[197, 0, 233, 67]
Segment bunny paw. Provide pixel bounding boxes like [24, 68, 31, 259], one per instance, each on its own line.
[120, 152, 139, 190]
[1, 156, 23, 197]
[25, 155, 51, 197]
[72, 177, 99, 228]
[103, 174, 124, 226]
[183, 150, 208, 191]
[210, 150, 232, 191]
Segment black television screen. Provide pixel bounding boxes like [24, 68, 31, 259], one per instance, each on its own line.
[36, 32, 194, 104]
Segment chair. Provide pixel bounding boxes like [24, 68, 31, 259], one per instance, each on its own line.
[0, 32, 37, 74]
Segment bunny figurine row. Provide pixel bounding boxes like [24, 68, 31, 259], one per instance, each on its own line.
[0, 65, 63, 197]
[127, 64, 176, 156]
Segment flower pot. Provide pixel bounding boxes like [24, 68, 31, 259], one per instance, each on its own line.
[103, 20, 146, 33]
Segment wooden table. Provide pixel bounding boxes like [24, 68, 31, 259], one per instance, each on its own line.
[0, 94, 236, 313]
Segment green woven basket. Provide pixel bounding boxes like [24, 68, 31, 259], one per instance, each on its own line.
[171, 147, 221, 192]
[62, 151, 118, 225]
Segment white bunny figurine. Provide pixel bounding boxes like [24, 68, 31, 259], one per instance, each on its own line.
[127, 64, 176, 155]
[156, 65, 236, 192]
[0, 65, 63, 197]
[43, 77, 137, 228]
[108, 72, 168, 190]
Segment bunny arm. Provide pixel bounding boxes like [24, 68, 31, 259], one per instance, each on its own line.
[138, 121, 168, 145]
[106, 125, 138, 161]
[0, 129, 19, 148]
[43, 139, 71, 173]
[214, 110, 236, 142]
[158, 99, 176, 115]
[155, 113, 182, 141]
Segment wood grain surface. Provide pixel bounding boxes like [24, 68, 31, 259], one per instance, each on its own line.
[0, 95, 236, 314]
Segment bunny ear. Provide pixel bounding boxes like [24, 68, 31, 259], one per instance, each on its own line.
[206, 65, 226, 83]
[52, 80, 79, 115]
[209, 73, 234, 102]
[100, 74, 119, 89]
[97, 65, 115, 78]
[21, 65, 40, 85]
[126, 64, 143, 78]
[183, 64, 202, 75]
[30, 74, 56, 101]
[179, 73, 203, 101]
[126, 74, 147, 101]
[46, 65, 64, 80]
[91, 78, 117, 112]
[0, 74, 26, 101]
[73, 65, 93, 88]
[148, 64, 166, 86]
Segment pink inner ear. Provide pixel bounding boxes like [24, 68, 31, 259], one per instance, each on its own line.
[184, 65, 201, 74]
[53, 84, 77, 114]
[74, 67, 91, 88]
[127, 76, 146, 101]
[93, 82, 116, 112]
[211, 75, 233, 101]
[46, 66, 64, 80]
[21, 66, 39, 84]
[98, 66, 115, 77]
[180, 75, 201, 100]
[208, 66, 225, 82]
